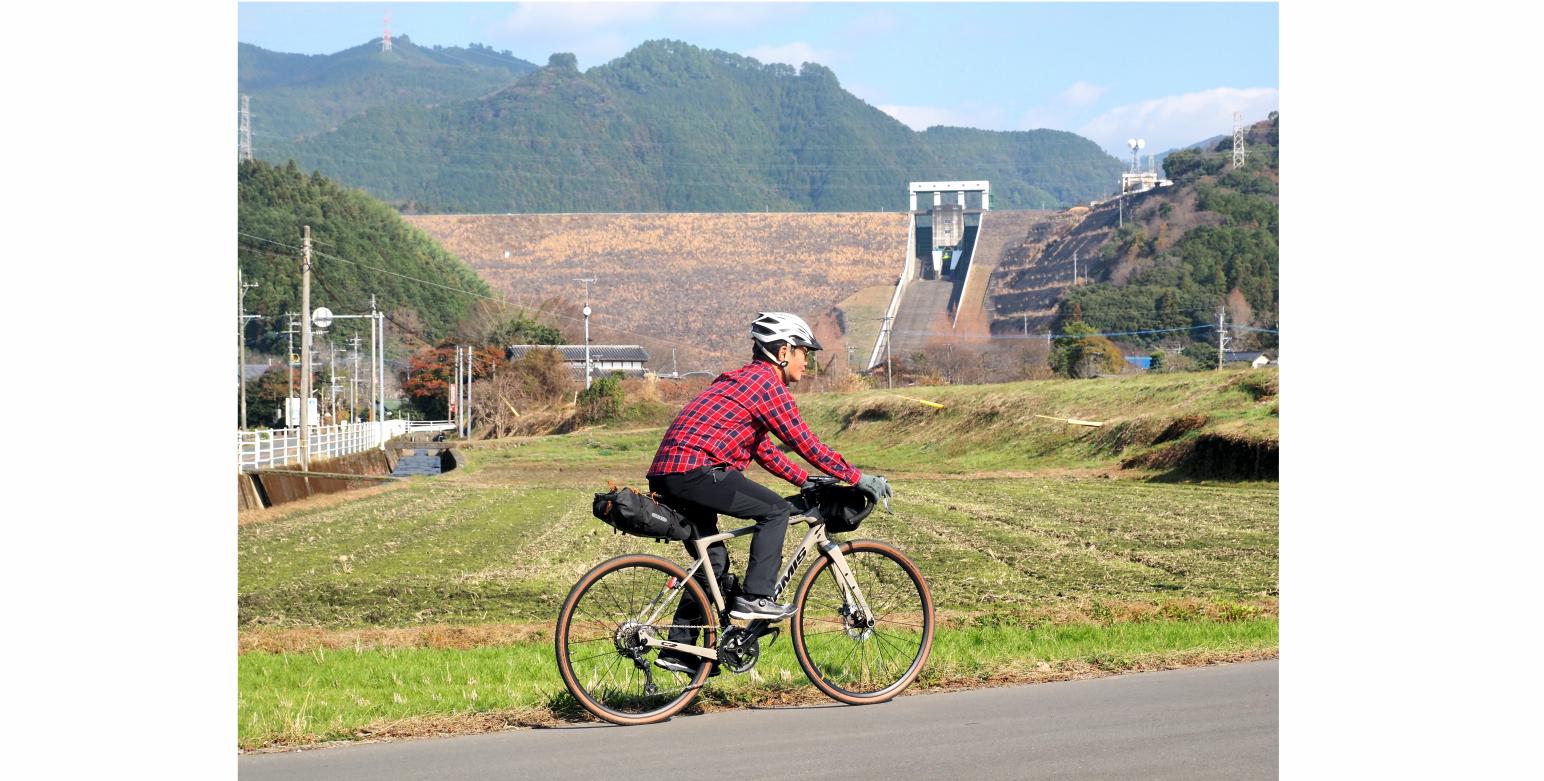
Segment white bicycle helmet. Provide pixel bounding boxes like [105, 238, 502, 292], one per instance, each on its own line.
[749, 312, 822, 351]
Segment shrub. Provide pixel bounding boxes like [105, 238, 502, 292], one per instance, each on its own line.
[576, 374, 625, 424]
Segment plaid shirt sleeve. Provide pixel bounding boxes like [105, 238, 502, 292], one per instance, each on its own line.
[753, 432, 807, 485]
[751, 369, 861, 485]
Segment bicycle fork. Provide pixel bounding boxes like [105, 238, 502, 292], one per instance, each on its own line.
[818, 540, 879, 638]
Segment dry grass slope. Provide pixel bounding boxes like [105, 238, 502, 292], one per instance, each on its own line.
[405, 212, 908, 370]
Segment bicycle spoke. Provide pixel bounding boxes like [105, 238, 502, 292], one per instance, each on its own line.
[559, 558, 716, 723]
[795, 546, 931, 700]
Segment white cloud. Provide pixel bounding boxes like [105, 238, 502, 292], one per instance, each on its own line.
[494, 4, 664, 68]
[744, 42, 835, 67]
[1078, 87, 1279, 156]
[1017, 81, 1110, 132]
[668, 3, 809, 29]
[500, 3, 663, 33]
[1062, 81, 1109, 107]
[878, 104, 956, 131]
[847, 10, 900, 35]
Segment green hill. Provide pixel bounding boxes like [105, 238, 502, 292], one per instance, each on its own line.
[1064, 116, 1278, 350]
[265, 40, 1124, 213]
[989, 115, 1279, 355]
[237, 159, 494, 355]
[239, 37, 537, 143]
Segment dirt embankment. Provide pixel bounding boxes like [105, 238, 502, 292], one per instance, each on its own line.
[801, 369, 1278, 480]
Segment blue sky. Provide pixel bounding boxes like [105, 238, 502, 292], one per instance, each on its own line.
[238, 2, 1278, 158]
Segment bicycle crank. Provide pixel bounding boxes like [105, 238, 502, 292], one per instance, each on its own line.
[716, 626, 763, 674]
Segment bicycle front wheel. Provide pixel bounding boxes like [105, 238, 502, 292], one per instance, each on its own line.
[554, 553, 716, 725]
[791, 539, 934, 705]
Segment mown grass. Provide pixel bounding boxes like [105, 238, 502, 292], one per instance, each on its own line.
[238, 371, 1279, 748]
[240, 474, 1276, 628]
[239, 617, 1277, 749]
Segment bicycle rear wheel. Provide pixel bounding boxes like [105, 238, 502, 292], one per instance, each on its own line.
[554, 553, 717, 725]
[791, 539, 934, 705]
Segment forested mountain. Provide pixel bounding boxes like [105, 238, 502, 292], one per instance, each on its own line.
[237, 159, 494, 355]
[259, 40, 1124, 213]
[1055, 115, 1280, 351]
[239, 37, 537, 142]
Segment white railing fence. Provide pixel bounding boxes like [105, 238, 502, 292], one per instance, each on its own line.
[237, 420, 410, 472]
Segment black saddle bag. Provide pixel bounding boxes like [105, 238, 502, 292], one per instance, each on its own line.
[592, 483, 693, 542]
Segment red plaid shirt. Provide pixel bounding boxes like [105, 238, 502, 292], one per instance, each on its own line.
[648, 360, 861, 486]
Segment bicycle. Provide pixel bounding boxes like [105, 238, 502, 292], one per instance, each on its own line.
[554, 482, 935, 725]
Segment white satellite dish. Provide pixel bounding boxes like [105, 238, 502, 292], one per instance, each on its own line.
[1137, 139, 1146, 150]
[1127, 138, 1137, 149]
[311, 306, 333, 329]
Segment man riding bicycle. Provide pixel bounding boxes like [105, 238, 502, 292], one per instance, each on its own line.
[646, 312, 891, 674]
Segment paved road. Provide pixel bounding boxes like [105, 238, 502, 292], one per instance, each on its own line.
[241, 660, 1276, 780]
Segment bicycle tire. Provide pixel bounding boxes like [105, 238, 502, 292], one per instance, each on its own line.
[790, 539, 934, 705]
[554, 553, 717, 725]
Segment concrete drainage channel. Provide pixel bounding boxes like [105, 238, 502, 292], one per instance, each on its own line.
[237, 434, 462, 511]
[392, 446, 462, 477]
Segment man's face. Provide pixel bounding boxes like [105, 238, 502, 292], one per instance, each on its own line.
[782, 345, 811, 382]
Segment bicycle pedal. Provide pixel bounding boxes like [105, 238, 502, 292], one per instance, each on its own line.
[763, 627, 781, 646]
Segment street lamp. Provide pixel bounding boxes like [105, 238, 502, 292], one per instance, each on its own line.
[583, 304, 592, 390]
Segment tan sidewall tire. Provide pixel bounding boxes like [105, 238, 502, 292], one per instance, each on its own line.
[555, 553, 716, 725]
[790, 539, 934, 705]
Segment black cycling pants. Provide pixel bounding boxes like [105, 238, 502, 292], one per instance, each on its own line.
[649, 467, 792, 645]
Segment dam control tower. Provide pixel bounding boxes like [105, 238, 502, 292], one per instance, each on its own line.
[867, 180, 992, 371]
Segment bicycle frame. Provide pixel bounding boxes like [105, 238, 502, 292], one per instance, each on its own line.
[636, 514, 875, 663]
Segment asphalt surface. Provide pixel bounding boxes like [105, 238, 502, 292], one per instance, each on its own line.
[240, 660, 1277, 780]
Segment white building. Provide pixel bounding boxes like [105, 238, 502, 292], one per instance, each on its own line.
[507, 345, 650, 381]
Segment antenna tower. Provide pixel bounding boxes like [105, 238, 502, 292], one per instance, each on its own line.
[382, 11, 393, 52]
[239, 94, 253, 162]
[1232, 111, 1247, 169]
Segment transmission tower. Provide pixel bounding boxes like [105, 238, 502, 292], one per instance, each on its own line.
[382, 11, 393, 52]
[1232, 111, 1247, 170]
[239, 94, 253, 162]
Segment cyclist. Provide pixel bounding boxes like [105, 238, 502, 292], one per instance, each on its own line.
[647, 312, 890, 674]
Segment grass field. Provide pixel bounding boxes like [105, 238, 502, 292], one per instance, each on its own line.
[238, 372, 1279, 749]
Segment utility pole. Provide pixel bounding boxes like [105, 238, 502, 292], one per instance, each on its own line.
[378, 310, 386, 423]
[326, 336, 339, 423]
[279, 313, 299, 407]
[368, 296, 378, 422]
[1072, 251, 1078, 287]
[238, 270, 259, 429]
[350, 335, 362, 422]
[575, 278, 596, 390]
[299, 226, 312, 470]
[881, 315, 895, 389]
[1216, 308, 1231, 371]
[465, 346, 474, 438]
[449, 346, 459, 432]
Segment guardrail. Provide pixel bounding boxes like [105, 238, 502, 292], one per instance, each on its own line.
[869, 216, 917, 370]
[236, 420, 409, 472]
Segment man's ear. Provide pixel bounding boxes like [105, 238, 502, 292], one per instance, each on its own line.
[777, 343, 791, 363]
